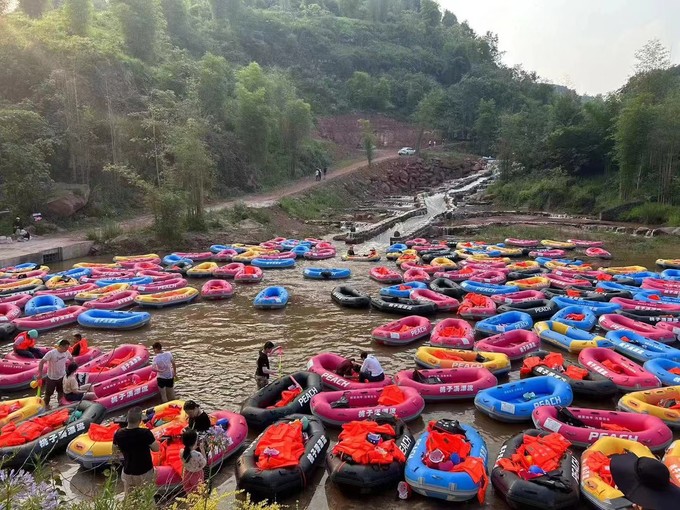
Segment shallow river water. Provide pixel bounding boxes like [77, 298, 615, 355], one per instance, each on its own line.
[6, 245, 678, 509]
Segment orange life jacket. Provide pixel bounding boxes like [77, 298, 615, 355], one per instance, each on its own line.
[267, 387, 302, 409]
[377, 385, 405, 406]
[584, 450, 614, 487]
[332, 420, 405, 465]
[70, 339, 89, 356]
[565, 313, 585, 320]
[601, 423, 631, 432]
[13, 331, 34, 351]
[0, 402, 22, 420]
[670, 368, 680, 376]
[452, 456, 488, 504]
[88, 422, 121, 442]
[0, 408, 70, 447]
[564, 365, 588, 380]
[434, 351, 464, 361]
[520, 352, 565, 376]
[440, 327, 466, 337]
[147, 405, 182, 427]
[255, 420, 305, 470]
[601, 359, 624, 374]
[496, 432, 571, 477]
[566, 290, 581, 297]
[105, 350, 134, 368]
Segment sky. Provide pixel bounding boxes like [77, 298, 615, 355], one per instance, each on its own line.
[438, 0, 680, 95]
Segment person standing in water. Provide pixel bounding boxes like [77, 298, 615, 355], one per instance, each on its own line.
[151, 342, 177, 402]
[255, 341, 278, 389]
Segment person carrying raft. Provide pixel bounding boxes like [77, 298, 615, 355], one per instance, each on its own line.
[358, 351, 385, 383]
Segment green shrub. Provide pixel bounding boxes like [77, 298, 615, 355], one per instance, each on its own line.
[85, 220, 123, 244]
[280, 187, 349, 220]
[623, 203, 679, 225]
[225, 202, 271, 224]
[151, 190, 185, 243]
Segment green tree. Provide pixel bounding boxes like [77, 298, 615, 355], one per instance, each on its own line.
[441, 9, 457, 27]
[19, 0, 50, 18]
[473, 99, 497, 156]
[419, 0, 440, 27]
[634, 38, 671, 74]
[235, 64, 272, 166]
[0, 109, 54, 215]
[64, 0, 93, 36]
[358, 118, 375, 165]
[197, 53, 232, 122]
[614, 94, 654, 199]
[282, 99, 312, 176]
[208, 0, 240, 20]
[161, 0, 196, 52]
[114, 0, 161, 62]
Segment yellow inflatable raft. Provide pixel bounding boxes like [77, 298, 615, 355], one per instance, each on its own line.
[0, 397, 44, 428]
[135, 287, 199, 308]
[540, 239, 576, 249]
[72, 262, 118, 269]
[507, 276, 550, 290]
[506, 260, 540, 271]
[0, 278, 44, 291]
[341, 254, 381, 262]
[581, 437, 655, 509]
[66, 400, 186, 469]
[657, 259, 680, 270]
[600, 265, 648, 275]
[112, 254, 159, 263]
[430, 257, 457, 269]
[186, 262, 219, 277]
[544, 260, 593, 272]
[618, 386, 680, 428]
[45, 276, 82, 290]
[75, 283, 130, 302]
[232, 250, 260, 263]
[488, 245, 524, 257]
[414, 346, 510, 375]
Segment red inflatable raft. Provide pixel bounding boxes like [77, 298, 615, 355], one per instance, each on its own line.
[201, 279, 234, 299]
[12, 305, 86, 332]
[394, 367, 496, 401]
[372, 316, 432, 346]
[410, 289, 459, 312]
[578, 347, 660, 391]
[475, 330, 540, 361]
[306, 353, 393, 391]
[430, 318, 475, 349]
[370, 266, 402, 284]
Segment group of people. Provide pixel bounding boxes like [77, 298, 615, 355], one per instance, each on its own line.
[346, 246, 378, 258]
[13, 330, 178, 408]
[314, 166, 328, 181]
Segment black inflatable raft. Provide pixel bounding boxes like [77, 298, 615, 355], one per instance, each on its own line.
[236, 414, 328, 499]
[420, 251, 454, 263]
[369, 296, 437, 315]
[491, 429, 580, 510]
[542, 287, 608, 301]
[0, 400, 106, 468]
[522, 349, 617, 398]
[0, 322, 16, 342]
[326, 414, 414, 493]
[497, 299, 560, 320]
[506, 268, 547, 280]
[331, 286, 370, 308]
[240, 371, 323, 429]
[617, 309, 680, 324]
[429, 278, 465, 299]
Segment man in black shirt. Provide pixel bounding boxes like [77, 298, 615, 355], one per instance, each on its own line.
[255, 341, 277, 389]
[184, 400, 211, 432]
[113, 407, 160, 494]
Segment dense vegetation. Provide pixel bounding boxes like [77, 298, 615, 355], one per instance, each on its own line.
[2, 0, 678, 234]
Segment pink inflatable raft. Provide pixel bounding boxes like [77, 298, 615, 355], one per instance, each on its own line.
[403, 268, 430, 283]
[82, 270, 135, 282]
[304, 248, 336, 260]
[5, 345, 102, 365]
[406, 238, 428, 247]
[0, 304, 21, 322]
[532, 405, 672, 451]
[490, 290, 545, 305]
[0, 294, 31, 309]
[83, 290, 139, 311]
[173, 251, 212, 261]
[400, 262, 438, 274]
[310, 385, 425, 426]
[578, 347, 660, 391]
[469, 270, 507, 284]
[598, 314, 675, 343]
[213, 249, 238, 262]
[475, 330, 540, 361]
[433, 268, 481, 282]
[201, 279, 234, 299]
[461, 260, 509, 270]
[610, 297, 680, 312]
[12, 305, 86, 332]
[133, 277, 187, 294]
[458, 293, 497, 320]
[430, 318, 475, 349]
[545, 273, 591, 289]
[213, 263, 245, 279]
[155, 409, 248, 490]
[372, 315, 432, 346]
[568, 239, 605, 248]
[75, 344, 150, 384]
[505, 238, 539, 248]
[585, 247, 612, 259]
[306, 353, 392, 390]
[529, 249, 565, 259]
[370, 266, 402, 284]
[641, 278, 680, 296]
[394, 367, 497, 402]
[410, 289, 459, 312]
[35, 283, 98, 301]
[136, 270, 176, 281]
[234, 266, 264, 283]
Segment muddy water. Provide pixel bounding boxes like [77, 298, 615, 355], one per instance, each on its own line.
[8, 247, 677, 509]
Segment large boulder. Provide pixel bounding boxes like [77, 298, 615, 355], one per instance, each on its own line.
[44, 183, 90, 217]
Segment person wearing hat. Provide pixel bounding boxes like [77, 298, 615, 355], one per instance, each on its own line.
[13, 329, 43, 359]
[610, 452, 680, 509]
[255, 341, 279, 389]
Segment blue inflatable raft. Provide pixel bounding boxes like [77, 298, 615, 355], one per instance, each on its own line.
[595, 281, 641, 294]
[77, 309, 151, 330]
[379, 281, 427, 298]
[660, 269, 680, 281]
[291, 245, 311, 257]
[643, 358, 680, 386]
[253, 286, 289, 310]
[633, 291, 680, 305]
[474, 376, 573, 422]
[162, 254, 193, 266]
[251, 258, 295, 269]
[387, 243, 408, 254]
[534, 320, 613, 353]
[475, 311, 533, 336]
[550, 305, 597, 330]
[95, 276, 153, 288]
[606, 330, 680, 363]
[459, 281, 517, 296]
[404, 422, 488, 502]
[302, 268, 350, 280]
[613, 271, 659, 285]
[550, 296, 621, 315]
[44, 267, 91, 282]
[24, 295, 65, 316]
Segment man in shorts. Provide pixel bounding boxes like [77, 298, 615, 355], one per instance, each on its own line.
[113, 407, 160, 494]
[38, 339, 72, 409]
[151, 342, 177, 402]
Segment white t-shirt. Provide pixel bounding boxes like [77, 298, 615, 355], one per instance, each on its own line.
[152, 352, 174, 379]
[360, 355, 383, 377]
[43, 349, 72, 380]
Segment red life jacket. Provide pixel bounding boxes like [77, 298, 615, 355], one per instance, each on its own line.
[332, 420, 405, 465]
[70, 339, 89, 356]
[255, 420, 305, 470]
[14, 332, 34, 351]
[267, 387, 302, 409]
[377, 385, 406, 406]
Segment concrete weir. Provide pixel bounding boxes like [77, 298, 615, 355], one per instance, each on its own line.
[0, 237, 93, 267]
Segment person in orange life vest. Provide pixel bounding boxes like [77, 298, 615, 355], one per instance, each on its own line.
[151, 341, 177, 402]
[13, 329, 43, 359]
[70, 333, 88, 356]
[610, 452, 680, 510]
[38, 339, 72, 409]
[255, 341, 279, 389]
[359, 351, 385, 383]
